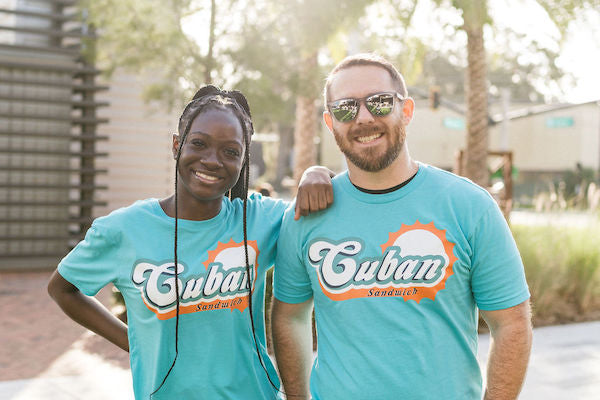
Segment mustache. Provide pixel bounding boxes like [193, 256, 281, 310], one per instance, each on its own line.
[348, 125, 385, 137]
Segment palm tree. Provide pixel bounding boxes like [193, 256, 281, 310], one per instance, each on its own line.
[293, 52, 319, 183]
[459, 0, 489, 186]
[288, 0, 376, 184]
[437, 0, 594, 187]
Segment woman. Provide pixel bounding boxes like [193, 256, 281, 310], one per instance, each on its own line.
[47, 85, 333, 399]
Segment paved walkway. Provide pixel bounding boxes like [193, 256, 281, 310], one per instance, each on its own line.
[1, 271, 599, 399]
[478, 321, 600, 400]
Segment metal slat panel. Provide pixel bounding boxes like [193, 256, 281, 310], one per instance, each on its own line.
[0, 130, 108, 141]
[0, 43, 80, 56]
[0, 25, 95, 39]
[0, 94, 109, 107]
[0, 8, 74, 22]
[0, 112, 109, 124]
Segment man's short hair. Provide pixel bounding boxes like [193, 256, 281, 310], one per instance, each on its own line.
[323, 53, 408, 104]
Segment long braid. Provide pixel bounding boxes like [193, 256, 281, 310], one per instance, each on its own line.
[229, 90, 281, 397]
[151, 86, 223, 398]
[240, 121, 281, 397]
[150, 147, 182, 398]
[152, 85, 286, 398]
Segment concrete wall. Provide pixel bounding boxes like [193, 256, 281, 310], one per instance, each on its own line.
[94, 71, 178, 217]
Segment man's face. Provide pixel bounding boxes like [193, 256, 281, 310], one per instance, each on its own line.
[325, 65, 409, 173]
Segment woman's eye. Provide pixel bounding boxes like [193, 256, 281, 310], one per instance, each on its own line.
[225, 149, 241, 158]
[191, 140, 206, 148]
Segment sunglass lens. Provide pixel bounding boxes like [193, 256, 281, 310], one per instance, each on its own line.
[331, 99, 358, 122]
[366, 93, 394, 116]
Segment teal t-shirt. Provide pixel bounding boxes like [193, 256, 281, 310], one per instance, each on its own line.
[58, 194, 286, 400]
[274, 164, 530, 400]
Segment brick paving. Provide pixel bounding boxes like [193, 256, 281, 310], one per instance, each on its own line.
[1, 271, 599, 400]
[0, 271, 129, 381]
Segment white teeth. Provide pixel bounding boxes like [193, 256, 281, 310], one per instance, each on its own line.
[356, 133, 382, 143]
[194, 171, 219, 181]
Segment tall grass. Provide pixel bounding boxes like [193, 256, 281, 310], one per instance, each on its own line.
[512, 221, 600, 325]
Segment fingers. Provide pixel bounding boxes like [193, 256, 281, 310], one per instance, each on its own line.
[326, 185, 334, 207]
[309, 187, 321, 215]
[294, 191, 310, 220]
[295, 183, 334, 220]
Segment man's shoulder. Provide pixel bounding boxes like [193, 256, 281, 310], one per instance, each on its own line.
[420, 163, 495, 203]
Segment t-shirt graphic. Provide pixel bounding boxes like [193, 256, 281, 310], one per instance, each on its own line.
[132, 239, 260, 319]
[310, 221, 457, 303]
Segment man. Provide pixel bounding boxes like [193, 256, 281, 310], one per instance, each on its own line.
[271, 53, 532, 400]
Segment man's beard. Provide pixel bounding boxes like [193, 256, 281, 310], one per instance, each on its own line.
[333, 123, 406, 172]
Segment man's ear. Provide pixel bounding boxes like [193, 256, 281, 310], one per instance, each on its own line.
[172, 134, 180, 160]
[401, 97, 415, 125]
[323, 111, 334, 133]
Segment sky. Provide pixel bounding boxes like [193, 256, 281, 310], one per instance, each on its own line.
[489, 0, 600, 104]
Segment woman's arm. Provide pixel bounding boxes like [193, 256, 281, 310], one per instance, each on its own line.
[47, 270, 129, 352]
[295, 166, 336, 220]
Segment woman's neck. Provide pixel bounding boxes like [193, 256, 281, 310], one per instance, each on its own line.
[159, 195, 223, 221]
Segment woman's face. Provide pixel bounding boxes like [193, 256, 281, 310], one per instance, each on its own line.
[174, 107, 245, 204]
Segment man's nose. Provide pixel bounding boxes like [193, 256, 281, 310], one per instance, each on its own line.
[355, 101, 375, 124]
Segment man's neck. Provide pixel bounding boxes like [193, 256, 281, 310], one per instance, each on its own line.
[347, 150, 418, 191]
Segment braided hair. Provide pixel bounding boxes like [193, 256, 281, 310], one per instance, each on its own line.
[151, 85, 279, 398]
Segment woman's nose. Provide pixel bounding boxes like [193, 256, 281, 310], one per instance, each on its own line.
[200, 150, 222, 169]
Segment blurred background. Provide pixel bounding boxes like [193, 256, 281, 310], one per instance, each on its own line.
[0, 0, 600, 378]
[1, 1, 600, 398]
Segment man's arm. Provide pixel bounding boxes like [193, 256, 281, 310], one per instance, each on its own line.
[271, 297, 314, 400]
[47, 270, 129, 352]
[480, 300, 532, 400]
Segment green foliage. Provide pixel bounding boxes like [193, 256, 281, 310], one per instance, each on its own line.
[228, 0, 375, 130]
[513, 221, 600, 324]
[537, 0, 600, 33]
[80, 0, 227, 109]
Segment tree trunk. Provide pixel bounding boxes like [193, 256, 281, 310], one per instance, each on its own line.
[204, 0, 216, 84]
[292, 53, 318, 186]
[464, 18, 489, 187]
[275, 125, 293, 191]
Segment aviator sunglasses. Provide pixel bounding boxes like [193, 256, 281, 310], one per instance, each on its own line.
[327, 92, 405, 123]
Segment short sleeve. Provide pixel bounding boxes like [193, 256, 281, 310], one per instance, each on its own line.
[470, 203, 530, 310]
[248, 193, 288, 239]
[57, 219, 127, 296]
[273, 202, 314, 304]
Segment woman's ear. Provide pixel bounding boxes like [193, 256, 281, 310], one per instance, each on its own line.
[172, 134, 180, 160]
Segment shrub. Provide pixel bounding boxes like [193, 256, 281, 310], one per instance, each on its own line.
[512, 221, 600, 325]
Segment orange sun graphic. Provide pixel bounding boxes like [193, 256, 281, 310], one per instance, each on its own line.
[380, 220, 457, 303]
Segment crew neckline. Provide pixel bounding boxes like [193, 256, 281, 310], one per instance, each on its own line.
[352, 169, 418, 194]
[150, 197, 230, 229]
[339, 162, 426, 204]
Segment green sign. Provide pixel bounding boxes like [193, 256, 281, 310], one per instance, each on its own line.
[443, 117, 465, 130]
[546, 116, 574, 128]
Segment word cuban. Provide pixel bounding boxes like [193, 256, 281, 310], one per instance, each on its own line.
[132, 261, 254, 309]
[308, 239, 447, 291]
